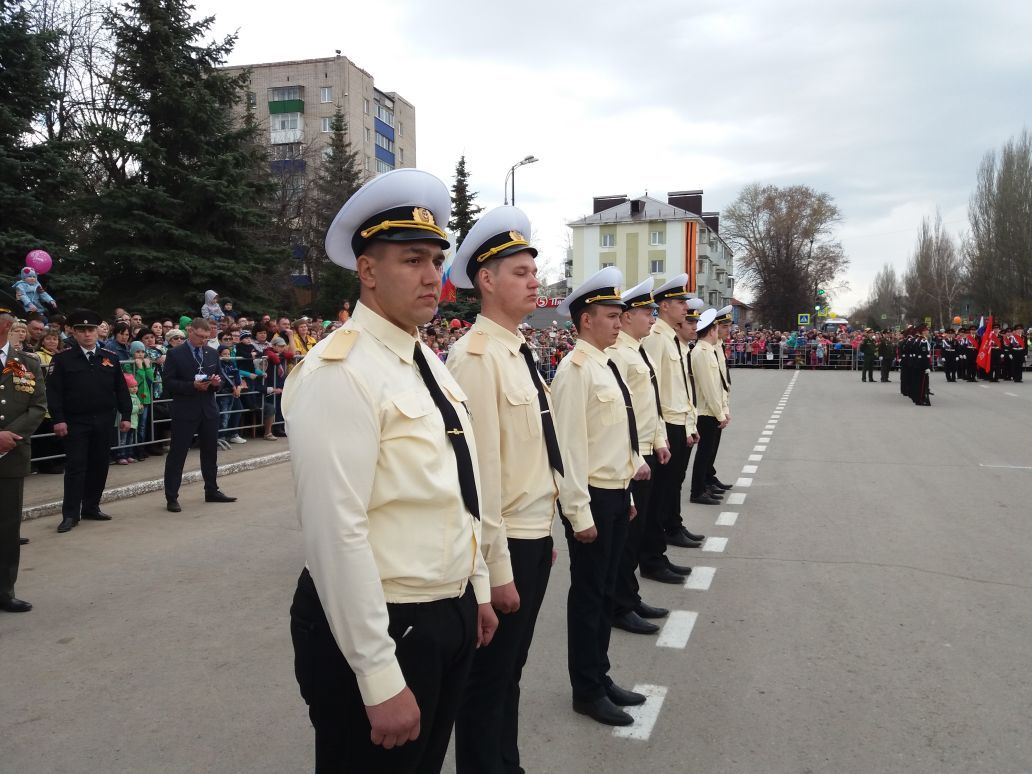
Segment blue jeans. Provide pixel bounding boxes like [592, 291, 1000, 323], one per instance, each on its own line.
[218, 394, 243, 438]
[116, 428, 136, 460]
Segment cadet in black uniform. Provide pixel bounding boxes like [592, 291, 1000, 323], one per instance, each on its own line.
[860, 329, 876, 382]
[941, 329, 957, 382]
[877, 331, 894, 382]
[46, 310, 132, 533]
[1011, 324, 1026, 382]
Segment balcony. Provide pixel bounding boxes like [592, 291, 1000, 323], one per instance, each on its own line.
[269, 99, 305, 115]
[271, 127, 303, 145]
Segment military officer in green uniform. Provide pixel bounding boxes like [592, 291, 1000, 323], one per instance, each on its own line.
[860, 329, 876, 382]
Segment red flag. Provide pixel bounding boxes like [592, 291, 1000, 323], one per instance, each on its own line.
[975, 315, 994, 373]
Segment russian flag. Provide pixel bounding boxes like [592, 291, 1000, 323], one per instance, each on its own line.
[440, 252, 457, 304]
[976, 315, 985, 338]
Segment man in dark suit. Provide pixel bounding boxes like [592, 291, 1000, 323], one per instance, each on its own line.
[47, 310, 132, 534]
[0, 308, 47, 612]
[162, 317, 236, 512]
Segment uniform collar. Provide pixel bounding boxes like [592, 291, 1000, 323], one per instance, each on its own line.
[0, 342, 9, 359]
[651, 317, 675, 337]
[474, 314, 524, 356]
[695, 338, 716, 352]
[615, 330, 641, 349]
[574, 337, 610, 365]
[353, 303, 418, 364]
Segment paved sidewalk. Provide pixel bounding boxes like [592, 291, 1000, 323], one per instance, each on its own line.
[22, 435, 290, 521]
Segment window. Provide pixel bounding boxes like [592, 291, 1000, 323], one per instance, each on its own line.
[375, 103, 395, 127]
[399, 147, 404, 163]
[375, 132, 394, 152]
[650, 259, 665, 273]
[601, 233, 615, 248]
[398, 121, 403, 136]
[376, 158, 394, 174]
[320, 86, 333, 103]
[601, 262, 615, 269]
[321, 117, 333, 133]
[272, 112, 300, 131]
[246, 91, 256, 109]
[269, 86, 302, 102]
[363, 98, 370, 115]
[322, 146, 333, 161]
[364, 156, 370, 171]
[271, 143, 303, 160]
[649, 230, 665, 246]
[363, 127, 371, 143]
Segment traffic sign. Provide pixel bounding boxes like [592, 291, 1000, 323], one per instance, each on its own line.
[924, 316, 932, 328]
[881, 314, 887, 320]
[797, 313, 811, 326]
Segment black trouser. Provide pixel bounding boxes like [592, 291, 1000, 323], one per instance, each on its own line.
[990, 350, 1001, 380]
[880, 356, 892, 382]
[614, 456, 655, 617]
[862, 357, 874, 381]
[163, 411, 218, 500]
[291, 568, 477, 774]
[650, 422, 690, 536]
[691, 416, 720, 499]
[943, 354, 957, 381]
[61, 412, 116, 520]
[561, 486, 630, 703]
[1013, 355, 1025, 382]
[0, 477, 25, 601]
[455, 535, 552, 774]
[707, 425, 723, 486]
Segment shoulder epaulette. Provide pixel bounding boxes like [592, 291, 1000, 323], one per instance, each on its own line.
[321, 329, 359, 361]
[571, 349, 587, 367]
[467, 330, 488, 356]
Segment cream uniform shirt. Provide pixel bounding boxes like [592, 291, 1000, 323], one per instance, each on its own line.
[607, 330, 668, 456]
[283, 303, 489, 707]
[551, 338, 643, 533]
[642, 317, 698, 433]
[690, 338, 728, 421]
[446, 314, 559, 587]
[716, 338, 731, 416]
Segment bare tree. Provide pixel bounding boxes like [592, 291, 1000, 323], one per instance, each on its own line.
[722, 183, 848, 328]
[851, 263, 903, 328]
[905, 212, 964, 328]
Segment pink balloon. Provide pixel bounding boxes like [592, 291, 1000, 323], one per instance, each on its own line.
[25, 249, 53, 275]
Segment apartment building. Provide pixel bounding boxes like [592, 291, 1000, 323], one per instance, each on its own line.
[223, 54, 415, 178]
[566, 190, 734, 308]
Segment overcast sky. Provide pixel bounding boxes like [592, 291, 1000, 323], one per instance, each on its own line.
[194, 0, 1031, 311]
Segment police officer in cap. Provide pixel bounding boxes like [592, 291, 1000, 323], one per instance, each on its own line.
[46, 310, 131, 533]
[445, 206, 562, 773]
[284, 169, 496, 773]
[0, 302, 47, 612]
[708, 304, 735, 492]
[552, 266, 649, 726]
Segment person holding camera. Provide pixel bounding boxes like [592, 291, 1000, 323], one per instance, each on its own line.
[162, 317, 236, 512]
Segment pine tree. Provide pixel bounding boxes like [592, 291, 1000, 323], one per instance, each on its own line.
[448, 155, 482, 247]
[309, 106, 363, 316]
[77, 0, 279, 315]
[0, 1, 78, 286]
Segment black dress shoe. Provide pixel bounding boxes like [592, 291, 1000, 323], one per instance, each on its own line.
[709, 478, 733, 490]
[706, 487, 725, 499]
[664, 559, 693, 576]
[81, 511, 112, 521]
[572, 697, 633, 726]
[682, 529, 706, 542]
[690, 495, 722, 505]
[665, 531, 702, 549]
[205, 490, 237, 503]
[166, 500, 182, 513]
[0, 597, 32, 613]
[634, 601, 670, 619]
[20, 537, 29, 545]
[613, 611, 660, 635]
[605, 683, 647, 706]
[57, 518, 77, 533]
[641, 567, 684, 584]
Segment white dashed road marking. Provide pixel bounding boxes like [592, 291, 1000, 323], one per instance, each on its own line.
[684, 566, 716, 590]
[742, 465, 758, 474]
[734, 477, 753, 487]
[726, 493, 746, 505]
[657, 611, 699, 648]
[716, 511, 738, 526]
[1005, 392, 1017, 397]
[702, 537, 728, 552]
[748, 454, 763, 461]
[753, 446, 766, 452]
[612, 685, 668, 741]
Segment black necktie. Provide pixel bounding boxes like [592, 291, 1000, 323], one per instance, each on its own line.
[412, 344, 480, 521]
[519, 343, 564, 476]
[638, 345, 663, 420]
[714, 349, 729, 392]
[607, 360, 639, 457]
[86, 350, 95, 366]
[193, 346, 204, 367]
[675, 336, 697, 406]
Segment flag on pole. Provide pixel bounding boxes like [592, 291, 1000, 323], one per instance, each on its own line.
[975, 315, 993, 373]
[976, 315, 986, 338]
[439, 253, 457, 303]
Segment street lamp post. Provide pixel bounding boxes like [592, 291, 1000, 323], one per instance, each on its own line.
[503, 155, 539, 206]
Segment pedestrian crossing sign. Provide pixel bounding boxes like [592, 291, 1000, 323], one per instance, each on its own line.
[797, 313, 811, 326]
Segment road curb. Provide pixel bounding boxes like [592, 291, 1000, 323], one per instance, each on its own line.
[21, 451, 291, 522]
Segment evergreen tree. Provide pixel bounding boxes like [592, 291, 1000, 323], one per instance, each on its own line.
[448, 155, 482, 247]
[309, 106, 363, 317]
[0, 1, 78, 285]
[76, 0, 279, 315]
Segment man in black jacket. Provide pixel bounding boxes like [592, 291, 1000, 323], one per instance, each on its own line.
[162, 318, 236, 512]
[47, 310, 132, 533]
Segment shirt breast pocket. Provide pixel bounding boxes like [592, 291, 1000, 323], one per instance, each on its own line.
[595, 388, 623, 426]
[383, 389, 438, 441]
[504, 388, 539, 441]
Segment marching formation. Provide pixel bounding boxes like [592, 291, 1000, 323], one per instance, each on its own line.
[282, 169, 734, 773]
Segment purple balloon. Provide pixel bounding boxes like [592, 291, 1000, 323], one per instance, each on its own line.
[25, 249, 53, 275]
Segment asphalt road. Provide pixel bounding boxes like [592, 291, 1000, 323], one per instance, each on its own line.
[3, 367, 1030, 773]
